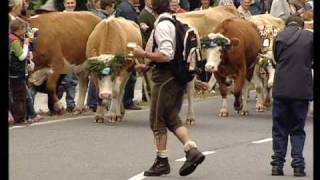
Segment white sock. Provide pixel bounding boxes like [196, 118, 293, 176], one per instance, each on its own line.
[183, 141, 197, 152]
[157, 150, 168, 158]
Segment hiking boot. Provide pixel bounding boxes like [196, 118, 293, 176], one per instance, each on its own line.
[144, 156, 170, 176]
[125, 103, 142, 110]
[179, 147, 205, 176]
[271, 166, 284, 176]
[294, 167, 306, 177]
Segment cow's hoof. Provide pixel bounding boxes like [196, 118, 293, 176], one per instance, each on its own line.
[185, 118, 196, 126]
[73, 108, 85, 115]
[105, 115, 117, 123]
[218, 111, 229, 117]
[95, 116, 104, 123]
[239, 110, 249, 116]
[116, 115, 123, 122]
[263, 101, 272, 108]
[54, 101, 64, 112]
[256, 105, 265, 112]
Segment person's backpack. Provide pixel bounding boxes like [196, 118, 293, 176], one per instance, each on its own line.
[152, 15, 204, 85]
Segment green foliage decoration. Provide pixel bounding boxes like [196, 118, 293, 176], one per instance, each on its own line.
[88, 53, 128, 80]
[200, 35, 231, 50]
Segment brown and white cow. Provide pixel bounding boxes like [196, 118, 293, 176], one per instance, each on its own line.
[203, 17, 262, 116]
[142, 5, 240, 125]
[76, 17, 143, 123]
[28, 12, 101, 113]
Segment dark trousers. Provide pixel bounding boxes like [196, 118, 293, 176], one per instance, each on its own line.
[271, 98, 309, 169]
[57, 73, 78, 109]
[123, 69, 137, 108]
[87, 79, 98, 109]
[26, 84, 37, 119]
[9, 78, 27, 123]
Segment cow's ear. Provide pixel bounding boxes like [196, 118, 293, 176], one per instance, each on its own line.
[230, 38, 240, 48]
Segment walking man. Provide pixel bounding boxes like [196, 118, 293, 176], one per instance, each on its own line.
[133, 0, 205, 176]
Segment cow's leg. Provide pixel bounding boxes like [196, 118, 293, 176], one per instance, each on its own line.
[47, 73, 64, 114]
[216, 75, 229, 117]
[74, 70, 89, 114]
[95, 98, 107, 123]
[239, 80, 250, 116]
[233, 72, 245, 112]
[106, 74, 129, 123]
[207, 73, 217, 93]
[185, 78, 196, 126]
[252, 66, 266, 112]
[264, 65, 275, 108]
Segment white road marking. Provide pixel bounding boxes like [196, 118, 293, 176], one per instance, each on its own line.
[9, 115, 94, 130]
[128, 172, 145, 180]
[175, 150, 216, 162]
[251, 138, 273, 144]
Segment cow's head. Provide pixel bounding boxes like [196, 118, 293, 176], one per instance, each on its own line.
[86, 54, 132, 100]
[201, 33, 236, 72]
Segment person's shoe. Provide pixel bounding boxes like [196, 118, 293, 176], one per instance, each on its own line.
[271, 166, 284, 176]
[125, 103, 142, 110]
[294, 167, 306, 177]
[179, 147, 205, 176]
[30, 115, 43, 123]
[144, 156, 170, 176]
[14, 120, 32, 126]
[89, 106, 97, 112]
[66, 106, 75, 113]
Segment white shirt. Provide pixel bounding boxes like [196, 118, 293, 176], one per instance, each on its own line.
[152, 12, 176, 61]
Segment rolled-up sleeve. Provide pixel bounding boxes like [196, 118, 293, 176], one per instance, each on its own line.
[154, 21, 176, 61]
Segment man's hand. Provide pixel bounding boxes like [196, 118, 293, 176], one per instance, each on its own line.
[133, 45, 146, 59]
[140, 23, 149, 31]
[134, 64, 147, 73]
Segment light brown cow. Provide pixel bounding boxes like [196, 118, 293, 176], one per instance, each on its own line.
[77, 17, 143, 123]
[203, 17, 262, 116]
[28, 12, 101, 113]
[175, 5, 240, 37]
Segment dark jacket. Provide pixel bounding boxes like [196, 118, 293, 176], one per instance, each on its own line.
[272, 23, 313, 100]
[115, 0, 138, 24]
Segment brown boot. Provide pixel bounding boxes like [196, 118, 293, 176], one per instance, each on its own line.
[144, 156, 170, 176]
[179, 147, 205, 176]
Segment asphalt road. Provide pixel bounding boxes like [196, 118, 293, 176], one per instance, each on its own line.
[9, 96, 313, 180]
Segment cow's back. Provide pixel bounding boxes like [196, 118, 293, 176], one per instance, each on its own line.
[86, 17, 142, 57]
[176, 5, 240, 37]
[215, 18, 262, 67]
[29, 12, 101, 68]
[249, 14, 285, 31]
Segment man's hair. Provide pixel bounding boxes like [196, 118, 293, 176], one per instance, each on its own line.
[285, 15, 304, 27]
[101, 0, 115, 9]
[10, 17, 26, 33]
[151, 0, 170, 14]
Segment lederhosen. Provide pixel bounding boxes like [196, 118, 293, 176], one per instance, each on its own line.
[149, 19, 185, 135]
[9, 34, 27, 123]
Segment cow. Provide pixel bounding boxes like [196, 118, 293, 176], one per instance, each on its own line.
[202, 17, 262, 117]
[142, 5, 240, 125]
[28, 12, 102, 113]
[247, 14, 285, 112]
[75, 17, 143, 123]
